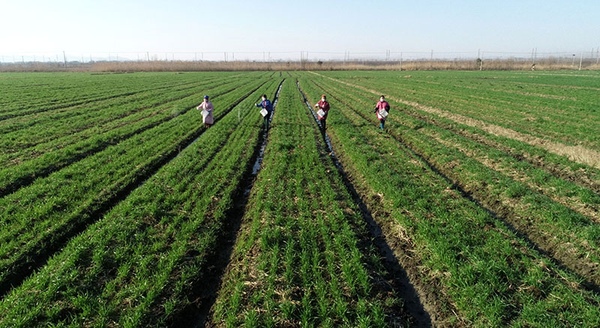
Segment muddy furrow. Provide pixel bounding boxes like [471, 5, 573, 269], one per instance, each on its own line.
[296, 81, 432, 327]
[172, 79, 284, 328]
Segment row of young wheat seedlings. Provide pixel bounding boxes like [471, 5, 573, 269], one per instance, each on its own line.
[0, 78, 283, 327]
[0, 73, 241, 151]
[425, 74, 596, 138]
[299, 75, 600, 326]
[0, 73, 132, 113]
[309, 74, 600, 218]
[0, 77, 274, 294]
[0, 72, 168, 111]
[0, 79, 198, 151]
[210, 79, 407, 327]
[322, 71, 600, 148]
[307, 75, 600, 289]
[0, 72, 217, 117]
[0, 75, 263, 197]
[338, 72, 600, 185]
[415, 74, 600, 151]
[312, 72, 600, 196]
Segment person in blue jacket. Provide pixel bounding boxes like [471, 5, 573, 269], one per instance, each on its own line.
[255, 94, 273, 130]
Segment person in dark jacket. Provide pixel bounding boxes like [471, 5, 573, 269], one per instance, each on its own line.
[255, 94, 273, 130]
[314, 94, 330, 131]
[374, 95, 390, 130]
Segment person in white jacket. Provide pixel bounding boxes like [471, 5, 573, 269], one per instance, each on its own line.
[197, 95, 214, 128]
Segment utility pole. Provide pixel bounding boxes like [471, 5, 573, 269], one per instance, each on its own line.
[571, 54, 576, 68]
[578, 52, 583, 70]
[596, 46, 599, 64]
[480, 51, 484, 71]
[63, 51, 67, 67]
[400, 52, 403, 71]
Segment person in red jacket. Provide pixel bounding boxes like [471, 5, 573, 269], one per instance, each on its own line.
[374, 95, 390, 130]
[315, 94, 330, 131]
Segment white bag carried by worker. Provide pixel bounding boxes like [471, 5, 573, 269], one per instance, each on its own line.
[201, 109, 209, 118]
[260, 108, 268, 117]
[317, 109, 326, 118]
[379, 109, 388, 118]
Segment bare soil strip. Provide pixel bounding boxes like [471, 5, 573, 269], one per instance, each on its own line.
[309, 72, 600, 170]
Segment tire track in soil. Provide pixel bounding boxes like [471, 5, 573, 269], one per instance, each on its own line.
[308, 78, 600, 296]
[296, 80, 432, 327]
[171, 79, 284, 328]
[0, 80, 271, 300]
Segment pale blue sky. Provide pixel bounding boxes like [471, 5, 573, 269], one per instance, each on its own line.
[1, 0, 598, 61]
